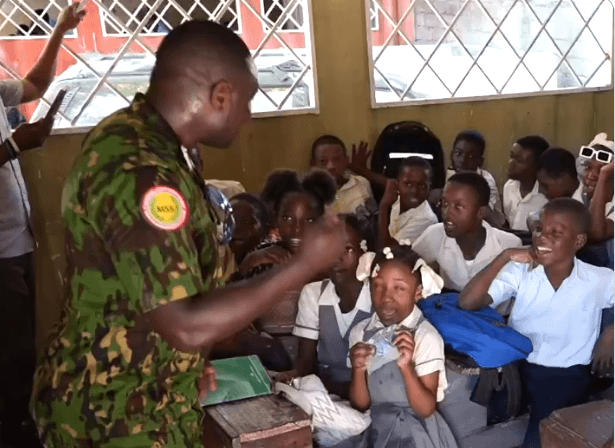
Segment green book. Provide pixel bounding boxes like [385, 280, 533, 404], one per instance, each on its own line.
[200, 355, 272, 407]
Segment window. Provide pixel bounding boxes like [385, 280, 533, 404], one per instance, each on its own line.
[0, 0, 77, 39]
[366, 0, 613, 106]
[0, 0, 318, 131]
[370, 0, 380, 31]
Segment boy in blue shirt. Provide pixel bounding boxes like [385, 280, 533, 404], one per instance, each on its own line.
[459, 198, 613, 448]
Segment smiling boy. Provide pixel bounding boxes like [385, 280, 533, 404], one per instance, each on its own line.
[459, 198, 614, 448]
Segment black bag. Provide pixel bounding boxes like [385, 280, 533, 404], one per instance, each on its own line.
[370, 121, 446, 203]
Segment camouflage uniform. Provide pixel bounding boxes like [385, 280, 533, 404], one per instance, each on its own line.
[32, 93, 226, 447]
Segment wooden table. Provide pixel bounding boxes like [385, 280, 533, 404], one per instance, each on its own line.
[203, 394, 313, 448]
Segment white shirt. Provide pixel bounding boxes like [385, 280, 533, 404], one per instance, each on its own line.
[389, 198, 439, 244]
[572, 184, 585, 204]
[330, 172, 374, 215]
[0, 80, 34, 258]
[488, 259, 614, 368]
[503, 180, 548, 231]
[412, 222, 522, 292]
[605, 200, 614, 221]
[349, 307, 448, 401]
[293, 280, 372, 340]
[447, 168, 502, 212]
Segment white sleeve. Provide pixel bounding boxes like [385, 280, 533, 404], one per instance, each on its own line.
[292, 283, 320, 340]
[413, 323, 447, 402]
[502, 180, 514, 222]
[499, 231, 523, 250]
[488, 261, 523, 307]
[411, 225, 440, 264]
[483, 170, 502, 212]
[0, 80, 24, 108]
[395, 214, 438, 244]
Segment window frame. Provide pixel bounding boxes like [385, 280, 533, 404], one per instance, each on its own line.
[364, 0, 614, 109]
[0, 0, 319, 134]
[0, 0, 78, 40]
[259, 0, 305, 34]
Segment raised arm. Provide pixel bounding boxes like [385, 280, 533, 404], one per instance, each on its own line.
[348, 141, 388, 189]
[459, 247, 533, 310]
[588, 162, 614, 242]
[21, 4, 85, 103]
[378, 179, 400, 249]
[150, 216, 345, 352]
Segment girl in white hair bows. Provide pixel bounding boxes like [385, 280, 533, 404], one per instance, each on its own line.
[578, 133, 614, 243]
[348, 245, 457, 448]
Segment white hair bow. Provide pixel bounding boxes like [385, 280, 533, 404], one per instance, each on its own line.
[413, 258, 444, 298]
[588, 132, 614, 151]
[356, 251, 376, 281]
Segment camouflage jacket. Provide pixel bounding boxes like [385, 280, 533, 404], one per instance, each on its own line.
[32, 93, 224, 447]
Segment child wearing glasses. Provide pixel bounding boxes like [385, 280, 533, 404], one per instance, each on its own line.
[578, 134, 614, 243]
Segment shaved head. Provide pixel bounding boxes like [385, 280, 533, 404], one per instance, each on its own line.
[151, 20, 253, 87]
[146, 20, 257, 150]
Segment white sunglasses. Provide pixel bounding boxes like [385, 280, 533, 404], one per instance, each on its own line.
[579, 146, 613, 164]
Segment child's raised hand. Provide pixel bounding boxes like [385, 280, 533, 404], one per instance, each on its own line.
[349, 141, 372, 175]
[393, 329, 415, 368]
[350, 342, 375, 372]
[381, 179, 399, 208]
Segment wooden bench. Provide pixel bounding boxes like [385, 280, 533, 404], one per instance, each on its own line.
[203, 394, 313, 448]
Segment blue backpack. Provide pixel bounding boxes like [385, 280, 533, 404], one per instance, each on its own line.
[417, 293, 532, 369]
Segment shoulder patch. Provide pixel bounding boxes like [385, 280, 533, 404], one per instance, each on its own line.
[140, 186, 189, 231]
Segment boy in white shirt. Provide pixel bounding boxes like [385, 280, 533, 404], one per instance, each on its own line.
[412, 172, 521, 292]
[446, 130, 501, 212]
[459, 198, 614, 448]
[310, 135, 375, 216]
[503, 136, 550, 231]
[378, 156, 438, 248]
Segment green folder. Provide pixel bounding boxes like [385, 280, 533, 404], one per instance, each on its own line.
[200, 355, 272, 407]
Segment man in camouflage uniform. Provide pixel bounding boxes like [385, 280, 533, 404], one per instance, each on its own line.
[31, 21, 346, 447]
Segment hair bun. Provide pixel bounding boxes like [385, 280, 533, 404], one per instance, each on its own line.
[301, 169, 337, 206]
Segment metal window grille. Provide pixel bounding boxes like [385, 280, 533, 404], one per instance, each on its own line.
[0, 0, 318, 129]
[366, 0, 613, 106]
[0, 0, 77, 38]
[370, 0, 380, 31]
[261, 0, 303, 32]
[100, 0, 242, 35]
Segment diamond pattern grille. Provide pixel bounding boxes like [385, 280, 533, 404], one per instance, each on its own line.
[368, 0, 613, 105]
[0, 0, 316, 129]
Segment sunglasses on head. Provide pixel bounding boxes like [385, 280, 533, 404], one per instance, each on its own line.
[203, 184, 235, 245]
[579, 146, 613, 164]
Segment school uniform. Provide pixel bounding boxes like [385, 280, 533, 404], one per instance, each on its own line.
[447, 168, 501, 212]
[502, 180, 548, 231]
[572, 183, 585, 204]
[389, 198, 439, 244]
[294, 279, 372, 385]
[331, 172, 374, 215]
[348, 308, 457, 448]
[412, 222, 522, 292]
[488, 258, 614, 448]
